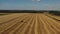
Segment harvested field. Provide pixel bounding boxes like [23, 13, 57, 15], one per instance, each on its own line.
[0, 13, 60, 34]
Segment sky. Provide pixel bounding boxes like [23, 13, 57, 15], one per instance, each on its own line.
[0, 0, 60, 10]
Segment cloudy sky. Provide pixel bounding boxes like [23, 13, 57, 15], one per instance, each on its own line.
[0, 0, 60, 10]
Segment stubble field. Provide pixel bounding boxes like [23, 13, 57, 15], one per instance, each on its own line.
[0, 13, 60, 34]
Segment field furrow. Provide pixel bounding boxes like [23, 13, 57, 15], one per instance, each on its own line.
[0, 13, 60, 34]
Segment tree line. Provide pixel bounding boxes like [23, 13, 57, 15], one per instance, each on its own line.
[0, 10, 60, 16]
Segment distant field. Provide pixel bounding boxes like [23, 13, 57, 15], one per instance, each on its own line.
[0, 13, 60, 34]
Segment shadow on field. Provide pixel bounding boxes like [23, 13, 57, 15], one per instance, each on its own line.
[45, 15, 60, 21]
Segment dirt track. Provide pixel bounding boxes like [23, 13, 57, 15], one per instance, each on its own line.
[0, 13, 60, 34]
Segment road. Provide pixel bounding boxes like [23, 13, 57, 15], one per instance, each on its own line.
[0, 13, 60, 34]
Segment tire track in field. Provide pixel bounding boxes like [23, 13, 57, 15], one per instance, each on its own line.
[27, 15, 35, 34]
[18, 15, 34, 34]
[44, 16, 60, 34]
[34, 14, 39, 34]
[21, 16, 34, 34]
[24, 15, 35, 34]
[37, 14, 44, 34]
[0, 14, 29, 26]
[0, 14, 27, 25]
[8, 15, 33, 34]
[31, 15, 36, 34]
[0, 14, 29, 33]
[38, 14, 50, 34]
[43, 14, 60, 25]
[0, 15, 29, 32]
[38, 14, 45, 34]
[43, 14, 60, 31]
[40, 14, 60, 34]
[37, 14, 42, 34]
[0, 16, 19, 25]
[40, 14, 58, 34]
[39, 14, 56, 34]
[0, 14, 21, 23]
[14, 15, 33, 34]
[0, 15, 21, 32]
[0, 13, 60, 34]
[45, 14, 60, 21]
[0, 15, 30, 34]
